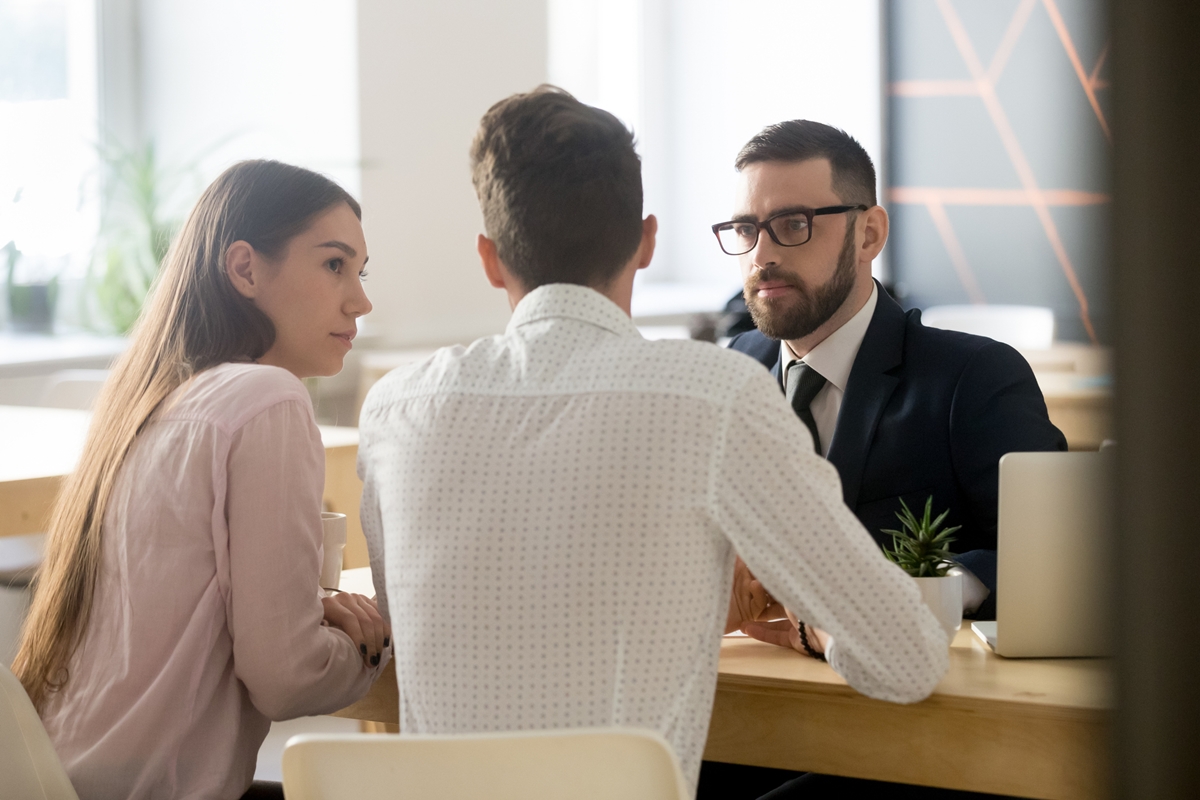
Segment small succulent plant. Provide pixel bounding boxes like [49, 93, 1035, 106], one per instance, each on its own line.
[881, 496, 960, 578]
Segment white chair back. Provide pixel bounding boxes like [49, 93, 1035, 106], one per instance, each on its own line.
[38, 370, 110, 410]
[281, 728, 689, 800]
[0, 533, 44, 664]
[0, 532, 45, 588]
[0, 663, 80, 800]
[921, 305, 1055, 350]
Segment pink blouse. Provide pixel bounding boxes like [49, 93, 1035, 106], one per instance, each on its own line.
[42, 363, 382, 800]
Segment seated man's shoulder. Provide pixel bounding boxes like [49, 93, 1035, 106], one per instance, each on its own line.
[359, 335, 776, 426]
[645, 335, 769, 374]
[359, 342, 480, 420]
[624, 336, 781, 406]
[905, 315, 1034, 383]
[726, 328, 778, 370]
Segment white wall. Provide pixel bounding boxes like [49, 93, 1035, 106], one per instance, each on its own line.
[661, 0, 884, 288]
[124, 0, 876, 344]
[548, 0, 885, 309]
[357, 0, 547, 348]
[133, 0, 360, 199]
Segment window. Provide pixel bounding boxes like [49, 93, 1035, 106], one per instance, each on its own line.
[0, 0, 99, 326]
[549, 0, 884, 317]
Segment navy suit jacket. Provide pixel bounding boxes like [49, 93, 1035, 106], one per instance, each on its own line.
[729, 282, 1067, 619]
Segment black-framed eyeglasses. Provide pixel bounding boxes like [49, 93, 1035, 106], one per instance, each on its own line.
[711, 205, 869, 256]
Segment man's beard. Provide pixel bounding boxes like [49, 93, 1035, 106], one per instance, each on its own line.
[743, 220, 858, 341]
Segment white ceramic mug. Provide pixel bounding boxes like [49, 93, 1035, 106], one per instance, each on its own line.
[320, 512, 347, 591]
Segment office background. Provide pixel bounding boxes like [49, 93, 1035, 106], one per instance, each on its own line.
[5, 0, 1200, 792]
[888, 0, 1110, 344]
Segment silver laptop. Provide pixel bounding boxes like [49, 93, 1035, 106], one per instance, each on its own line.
[971, 451, 1114, 658]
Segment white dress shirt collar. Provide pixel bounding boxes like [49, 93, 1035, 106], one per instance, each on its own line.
[508, 283, 641, 339]
[782, 281, 879, 391]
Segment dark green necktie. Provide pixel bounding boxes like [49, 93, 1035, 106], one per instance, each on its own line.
[785, 361, 827, 453]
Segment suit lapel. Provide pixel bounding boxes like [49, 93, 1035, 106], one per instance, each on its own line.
[826, 282, 907, 508]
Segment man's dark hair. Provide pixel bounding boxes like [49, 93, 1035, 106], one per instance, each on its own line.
[470, 85, 644, 290]
[735, 120, 877, 207]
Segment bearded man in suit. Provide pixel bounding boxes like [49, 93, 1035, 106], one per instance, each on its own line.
[720, 120, 1067, 625]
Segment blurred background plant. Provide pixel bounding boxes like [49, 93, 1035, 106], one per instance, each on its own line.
[87, 141, 199, 334]
[4, 239, 60, 334]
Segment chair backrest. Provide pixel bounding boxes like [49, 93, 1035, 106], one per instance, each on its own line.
[921, 305, 1055, 350]
[38, 370, 110, 410]
[281, 728, 689, 800]
[0, 664, 80, 800]
[0, 532, 46, 588]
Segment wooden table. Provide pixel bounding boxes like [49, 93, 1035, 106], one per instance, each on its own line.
[0, 405, 371, 569]
[1024, 343, 1113, 451]
[707, 630, 1111, 799]
[331, 569, 1111, 799]
[1036, 372, 1113, 452]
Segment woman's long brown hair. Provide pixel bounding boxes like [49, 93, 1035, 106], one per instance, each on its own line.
[13, 160, 360, 710]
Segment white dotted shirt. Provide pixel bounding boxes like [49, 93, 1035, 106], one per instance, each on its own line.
[358, 284, 948, 792]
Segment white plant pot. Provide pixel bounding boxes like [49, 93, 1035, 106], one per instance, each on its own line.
[914, 574, 963, 639]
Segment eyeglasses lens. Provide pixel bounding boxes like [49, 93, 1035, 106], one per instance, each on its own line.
[768, 213, 812, 246]
[716, 223, 759, 256]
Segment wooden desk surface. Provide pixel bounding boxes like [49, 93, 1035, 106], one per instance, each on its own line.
[708, 630, 1111, 799]
[332, 569, 1110, 799]
[716, 624, 1110, 712]
[0, 406, 364, 555]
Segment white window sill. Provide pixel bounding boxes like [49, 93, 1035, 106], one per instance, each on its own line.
[0, 333, 128, 379]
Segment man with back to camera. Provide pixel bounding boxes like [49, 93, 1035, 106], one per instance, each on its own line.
[710, 120, 1066, 797]
[356, 86, 949, 797]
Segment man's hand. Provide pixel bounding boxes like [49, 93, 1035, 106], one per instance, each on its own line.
[725, 557, 775, 633]
[322, 592, 391, 667]
[742, 607, 831, 658]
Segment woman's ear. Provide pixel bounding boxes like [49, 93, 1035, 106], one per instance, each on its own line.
[225, 241, 259, 299]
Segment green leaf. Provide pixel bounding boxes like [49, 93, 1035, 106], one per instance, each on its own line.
[879, 494, 961, 578]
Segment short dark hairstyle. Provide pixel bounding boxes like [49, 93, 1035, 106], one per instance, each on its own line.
[735, 120, 877, 207]
[470, 85, 644, 290]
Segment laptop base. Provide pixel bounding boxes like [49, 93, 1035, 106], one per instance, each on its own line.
[972, 620, 998, 652]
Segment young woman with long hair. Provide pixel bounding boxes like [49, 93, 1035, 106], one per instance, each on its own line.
[12, 160, 390, 800]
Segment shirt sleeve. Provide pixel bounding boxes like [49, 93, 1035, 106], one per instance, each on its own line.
[357, 450, 391, 625]
[225, 398, 383, 720]
[710, 369, 949, 704]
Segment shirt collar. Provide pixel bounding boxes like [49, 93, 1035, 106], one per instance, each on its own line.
[781, 282, 878, 392]
[507, 283, 642, 339]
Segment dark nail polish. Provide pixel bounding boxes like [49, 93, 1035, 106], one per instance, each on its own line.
[383, 637, 390, 648]
[370, 653, 380, 666]
[360, 643, 368, 655]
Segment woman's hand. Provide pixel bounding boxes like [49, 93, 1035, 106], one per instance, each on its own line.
[322, 592, 391, 667]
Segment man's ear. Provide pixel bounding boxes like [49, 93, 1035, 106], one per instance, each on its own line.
[225, 241, 260, 299]
[477, 234, 507, 289]
[859, 206, 889, 264]
[635, 215, 658, 271]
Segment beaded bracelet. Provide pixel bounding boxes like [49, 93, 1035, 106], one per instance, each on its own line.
[797, 621, 826, 661]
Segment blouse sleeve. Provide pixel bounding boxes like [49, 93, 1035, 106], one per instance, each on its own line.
[224, 398, 382, 720]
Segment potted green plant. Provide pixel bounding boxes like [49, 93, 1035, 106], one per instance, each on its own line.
[4, 241, 58, 334]
[88, 142, 188, 334]
[882, 497, 963, 637]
